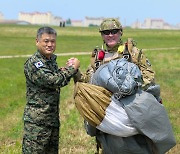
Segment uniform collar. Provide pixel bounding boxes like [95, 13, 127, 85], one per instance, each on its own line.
[36, 50, 57, 63]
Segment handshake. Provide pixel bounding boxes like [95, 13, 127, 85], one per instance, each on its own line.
[66, 57, 80, 70]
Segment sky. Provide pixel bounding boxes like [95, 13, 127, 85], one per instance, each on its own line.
[0, 0, 179, 26]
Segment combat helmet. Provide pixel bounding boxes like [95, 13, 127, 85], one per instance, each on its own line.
[99, 18, 123, 33]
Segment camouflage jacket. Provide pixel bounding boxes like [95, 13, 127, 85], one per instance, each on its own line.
[24, 51, 76, 127]
[75, 38, 155, 90]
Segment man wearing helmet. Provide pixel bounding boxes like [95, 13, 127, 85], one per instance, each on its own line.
[73, 18, 161, 154]
[99, 18, 123, 49]
[89, 18, 156, 90]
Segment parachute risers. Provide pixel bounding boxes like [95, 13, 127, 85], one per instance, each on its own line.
[74, 82, 112, 127]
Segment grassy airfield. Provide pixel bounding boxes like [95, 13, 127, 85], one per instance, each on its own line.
[0, 24, 179, 153]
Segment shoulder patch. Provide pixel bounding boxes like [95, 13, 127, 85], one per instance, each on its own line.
[34, 61, 44, 68]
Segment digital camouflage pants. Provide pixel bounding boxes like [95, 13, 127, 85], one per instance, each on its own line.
[22, 122, 59, 154]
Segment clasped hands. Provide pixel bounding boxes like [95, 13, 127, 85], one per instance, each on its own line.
[66, 57, 80, 70]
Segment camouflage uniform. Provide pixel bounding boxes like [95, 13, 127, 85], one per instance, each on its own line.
[89, 38, 155, 90]
[23, 51, 76, 154]
[74, 18, 158, 154]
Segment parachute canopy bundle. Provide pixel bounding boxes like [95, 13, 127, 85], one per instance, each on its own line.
[74, 82, 111, 127]
[73, 58, 176, 153]
[91, 58, 142, 99]
[74, 58, 142, 136]
[74, 82, 138, 137]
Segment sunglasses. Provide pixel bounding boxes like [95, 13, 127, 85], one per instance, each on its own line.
[101, 29, 119, 35]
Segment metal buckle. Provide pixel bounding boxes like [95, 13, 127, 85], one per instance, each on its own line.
[123, 54, 130, 60]
[95, 61, 101, 70]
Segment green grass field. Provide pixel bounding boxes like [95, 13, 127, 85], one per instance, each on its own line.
[0, 24, 179, 153]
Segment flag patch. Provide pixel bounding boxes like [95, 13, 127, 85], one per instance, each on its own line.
[34, 61, 43, 68]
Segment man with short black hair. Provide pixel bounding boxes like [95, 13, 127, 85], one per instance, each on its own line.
[22, 26, 80, 154]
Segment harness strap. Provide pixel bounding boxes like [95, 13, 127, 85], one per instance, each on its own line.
[95, 137, 100, 154]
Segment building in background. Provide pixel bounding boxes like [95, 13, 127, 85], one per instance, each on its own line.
[84, 17, 104, 27]
[143, 18, 164, 29]
[83, 17, 120, 27]
[1, 10, 180, 29]
[68, 17, 120, 27]
[18, 12, 64, 26]
[70, 20, 83, 27]
[131, 18, 174, 29]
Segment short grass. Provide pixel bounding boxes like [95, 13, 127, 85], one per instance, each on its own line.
[0, 24, 179, 153]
